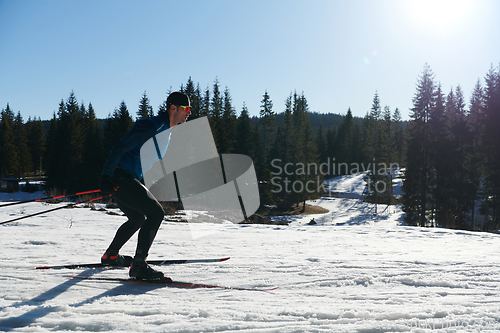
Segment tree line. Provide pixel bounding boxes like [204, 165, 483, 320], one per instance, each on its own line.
[2, 64, 499, 231]
[403, 63, 500, 231]
[0, 77, 405, 205]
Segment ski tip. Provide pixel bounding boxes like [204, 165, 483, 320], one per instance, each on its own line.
[220, 257, 230, 262]
[36, 266, 50, 270]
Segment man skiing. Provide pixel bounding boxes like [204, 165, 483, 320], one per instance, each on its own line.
[99, 91, 191, 280]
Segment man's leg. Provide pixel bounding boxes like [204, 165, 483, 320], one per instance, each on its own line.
[105, 196, 145, 253]
[112, 177, 165, 260]
[119, 180, 166, 279]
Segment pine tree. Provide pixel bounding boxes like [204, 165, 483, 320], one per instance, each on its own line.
[282, 93, 295, 168]
[182, 77, 202, 120]
[292, 92, 319, 209]
[376, 105, 395, 205]
[428, 83, 446, 226]
[64, 92, 85, 191]
[0, 104, 18, 177]
[315, 123, 327, 166]
[362, 92, 382, 167]
[392, 108, 404, 167]
[482, 64, 500, 227]
[452, 85, 475, 228]
[467, 80, 488, 230]
[26, 116, 46, 174]
[380, 105, 391, 164]
[13, 112, 32, 178]
[255, 91, 277, 205]
[104, 101, 133, 153]
[333, 108, 354, 175]
[200, 85, 210, 118]
[364, 94, 395, 208]
[370, 91, 382, 120]
[235, 103, 255, 158]
[44, 92, 87, 192]
[436, 87, 463, 228]
[403, 63, 436, 226]
[259, 90, 276, 159]
[82, 102, 105, 190]
[44, 108, 62, 191]
[468, 79, 485, 229]
[219, 87, 237, 154]
[325, 126, 337, 177]
[137, 91, 153, 119]
[267, 93, 296, 207]
[209, 78, 222, 149]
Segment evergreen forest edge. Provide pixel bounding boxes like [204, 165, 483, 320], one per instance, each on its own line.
[1, 63, 500, 231]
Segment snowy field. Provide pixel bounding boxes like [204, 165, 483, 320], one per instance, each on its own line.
[1, 174, 499, 332]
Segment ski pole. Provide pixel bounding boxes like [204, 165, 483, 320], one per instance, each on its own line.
[0, 189, 102, 208]
[0, 194, 111, 226]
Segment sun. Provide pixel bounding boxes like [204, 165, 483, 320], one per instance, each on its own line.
[405, 0, 475, 35]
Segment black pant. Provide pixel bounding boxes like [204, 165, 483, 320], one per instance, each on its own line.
[107, 168, 165, 260]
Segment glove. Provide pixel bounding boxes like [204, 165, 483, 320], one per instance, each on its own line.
[100, 174, 116, 194]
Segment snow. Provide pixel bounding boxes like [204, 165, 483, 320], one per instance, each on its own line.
[1, 174, 500, 332]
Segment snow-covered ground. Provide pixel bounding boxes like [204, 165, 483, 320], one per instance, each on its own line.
[1, 174, 499, 332]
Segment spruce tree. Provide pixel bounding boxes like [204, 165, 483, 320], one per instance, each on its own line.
[65, 92, 85, 191]
[290, 92, 319, 209]
[182, 77, 202, 120]
[104, 101, 133, 153]
[364, 94, 394, 208]
[267, 93, 295, 207]
[376, 106, 395, 205]
[392, 108, 404, 167]
[44, 103, 65, 191]
[450, 85, 475, 229]
[235, 103, 255, 158]
[137, 91, 154, 119]
[282, 93, 295, 168]
[482, 64, 500, 227]
[200, 85, 210, 118]
[325, 126, 337, 177]
[26, 116, 46, 174]
[363, 92, 382, 163]
[0, 104, 18, 177]
[315, 123, 327, 166]
[13, 112, 32, 178]
[468, 80, 485, 229]
[333, 108, 354, 175]
[219, 87, 237, 154]
[352, 121, 362, 166]
[44, 92, 87, 192]
[192, 83, 202, 120]
[429, 84, 446, 226]
[403, 63, 436, 226]
[209, 78, 222, 149]
[259, 90, 276, 159]
[82, 103, 105, 190]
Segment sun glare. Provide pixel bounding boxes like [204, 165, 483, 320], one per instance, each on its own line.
[406, 0, 475, 35]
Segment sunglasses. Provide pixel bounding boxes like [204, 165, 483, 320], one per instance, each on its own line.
[179, 105, 191, 112]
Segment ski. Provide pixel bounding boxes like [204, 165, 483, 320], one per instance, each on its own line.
[69, 275, 278, 291]
[36, 257, 230, 270]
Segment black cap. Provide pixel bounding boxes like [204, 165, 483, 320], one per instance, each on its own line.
[166, 92, 190, 107]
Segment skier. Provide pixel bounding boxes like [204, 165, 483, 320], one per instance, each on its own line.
[99, 91, 191, 280]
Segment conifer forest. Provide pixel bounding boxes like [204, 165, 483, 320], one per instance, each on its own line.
[1, 64, 499, 231]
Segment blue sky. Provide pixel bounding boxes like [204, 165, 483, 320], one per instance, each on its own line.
[1, 0, 499, 121]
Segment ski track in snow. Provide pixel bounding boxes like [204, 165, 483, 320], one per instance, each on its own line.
[1, 175, 499, 332]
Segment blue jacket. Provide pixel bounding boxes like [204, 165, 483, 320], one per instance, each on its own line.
[102, 114, 171, 180]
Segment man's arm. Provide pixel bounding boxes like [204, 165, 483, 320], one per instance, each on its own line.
[101, 119, 157, 176]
